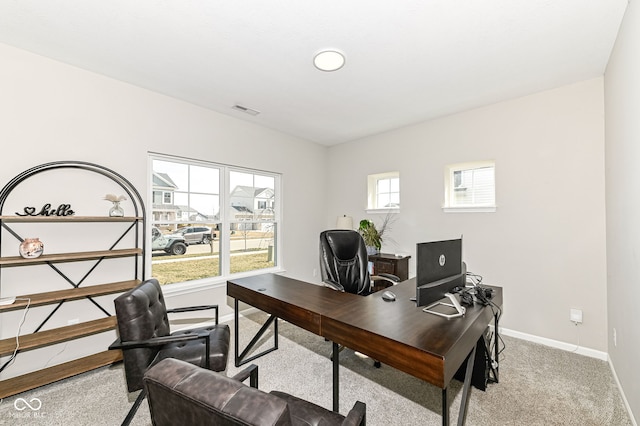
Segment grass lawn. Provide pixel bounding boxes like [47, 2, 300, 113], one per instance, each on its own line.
[152, 251, 275, 285]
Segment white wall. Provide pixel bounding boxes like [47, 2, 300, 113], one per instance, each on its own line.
[605, 0, 640, 421]
[326, 78, 608, 353]
[0, 42, 328, 379]
[0, 36, 619, 402]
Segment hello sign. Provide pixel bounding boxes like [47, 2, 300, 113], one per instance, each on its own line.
[16, 203, 75, 217]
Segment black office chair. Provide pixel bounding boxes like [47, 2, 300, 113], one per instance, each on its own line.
[109, 278, 231, 426]
[320, 229, 399, 295]
[319, 229, 399, 367]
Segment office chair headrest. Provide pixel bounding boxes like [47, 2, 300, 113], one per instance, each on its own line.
[323, 229, 363, 260]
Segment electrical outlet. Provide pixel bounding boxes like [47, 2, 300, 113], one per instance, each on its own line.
[613, 328, 617, 347]
[313, 268, 318, 277]
[570, 309, 583, 324]
[67, 318, 79, 325]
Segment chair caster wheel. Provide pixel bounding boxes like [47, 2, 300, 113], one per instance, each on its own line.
[374, 361, 381, 368]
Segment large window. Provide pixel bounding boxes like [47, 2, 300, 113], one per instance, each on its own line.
[444, 161, 496, 212]
[150, 154, 280, 285]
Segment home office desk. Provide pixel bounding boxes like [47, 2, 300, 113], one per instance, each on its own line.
[227, 274, 502, 426]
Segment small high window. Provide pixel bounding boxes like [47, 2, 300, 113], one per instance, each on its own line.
[444, 161, 496, 212]
[367, 172, 400, 212]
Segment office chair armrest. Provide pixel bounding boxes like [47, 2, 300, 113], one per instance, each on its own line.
[231, 363, 259, 388]
[371, 273, 400, 283]
[166, 304, 218, 313]
[109, 333, 207, 351]
[322, 279, 345, 292]
[166, 304, 220, 324]
[342, 401, 367, 426]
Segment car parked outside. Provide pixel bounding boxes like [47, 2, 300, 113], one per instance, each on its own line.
[176, 226, 215, 244]
[151, 226, 188, 255]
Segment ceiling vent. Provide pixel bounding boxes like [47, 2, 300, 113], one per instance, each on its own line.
[232, 104, 260, 116]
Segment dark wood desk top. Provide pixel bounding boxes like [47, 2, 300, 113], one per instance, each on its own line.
[227, 274, 360, 335]
[228, 274, 502, 389]
[322, 278, 502, 388]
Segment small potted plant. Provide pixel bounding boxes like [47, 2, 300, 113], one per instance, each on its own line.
[358, 219, 382, 255]
[358, 214, 395, 255]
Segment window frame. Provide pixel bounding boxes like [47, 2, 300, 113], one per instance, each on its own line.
[443, 161, 496, 213]
[148, 153, 283, 289]
[366, 171, 400, 214]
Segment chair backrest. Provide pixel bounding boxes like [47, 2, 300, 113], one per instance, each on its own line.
[144, 358, 293, 426]
[319, 230, 371, 295]
[114, 278, 171, 392]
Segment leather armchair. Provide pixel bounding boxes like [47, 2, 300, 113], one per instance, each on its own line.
[144, 358, 366, 426]
[109, 278, 231, 425]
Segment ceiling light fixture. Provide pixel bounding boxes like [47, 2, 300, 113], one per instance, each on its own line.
[313, 49, 346, 72]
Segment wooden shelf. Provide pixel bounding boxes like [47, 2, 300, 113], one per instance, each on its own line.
[0, 316, 118, 357]
[0, 279, 140, 312]
[0, 162, 143, 400]
[0, 350, 122, 399]
[0, 215, 142, 222]
[0, 248, 142, 267]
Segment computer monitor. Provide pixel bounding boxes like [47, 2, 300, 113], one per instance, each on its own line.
[416, 238, 465, 307]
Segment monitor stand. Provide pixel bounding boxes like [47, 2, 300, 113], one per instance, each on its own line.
[422, 292, 466, 319]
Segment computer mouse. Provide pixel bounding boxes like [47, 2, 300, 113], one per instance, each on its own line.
[381, 291, 396, 302]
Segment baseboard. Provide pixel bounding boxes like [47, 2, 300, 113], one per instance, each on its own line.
[458, 326, 636, 424]
[608, 357, 638, 426]
[497, 327, 608, 361]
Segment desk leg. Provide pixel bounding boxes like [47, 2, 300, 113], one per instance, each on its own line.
[442, 388, 449, 426]
[493, 313, 500, 383]
[333, 342, 339, 413]
[441, 343, 477, 426]
[457, 345, 477, 426]
[233, 298, 279, 367]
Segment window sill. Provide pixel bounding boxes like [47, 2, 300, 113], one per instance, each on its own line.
[365, 208, 400, 215]
[442, 205, 496, 213]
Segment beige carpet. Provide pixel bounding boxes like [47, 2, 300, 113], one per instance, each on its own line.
[0, 313, 632, 425]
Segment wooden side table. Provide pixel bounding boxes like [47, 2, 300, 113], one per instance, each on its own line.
[368, 253, 410, 291]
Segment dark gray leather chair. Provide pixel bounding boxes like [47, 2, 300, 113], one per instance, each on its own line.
[110, 278, 231, 425]
[144, 358, 366, 426]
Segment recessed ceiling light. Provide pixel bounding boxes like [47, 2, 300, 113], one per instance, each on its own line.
[313, 50, 346, 72]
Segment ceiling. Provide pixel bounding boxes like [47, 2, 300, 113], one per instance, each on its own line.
[0, 1, 628, 146]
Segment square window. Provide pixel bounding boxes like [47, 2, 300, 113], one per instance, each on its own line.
[367, 172, 400, 211]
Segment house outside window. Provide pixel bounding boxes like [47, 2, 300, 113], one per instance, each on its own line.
[150, 154, 281, 285]
[444, 161, 496, 212]
[367, 171, 400, 213]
